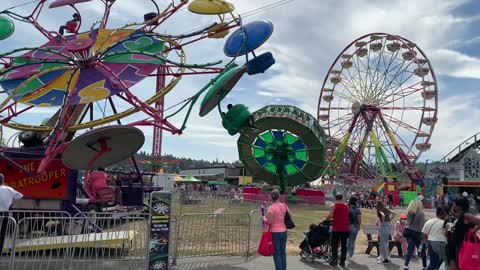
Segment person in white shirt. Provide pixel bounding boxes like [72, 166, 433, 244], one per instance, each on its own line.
[0, 173, 23, 252]
[422, 207, 447, 270]
[0, 173, 23, 211]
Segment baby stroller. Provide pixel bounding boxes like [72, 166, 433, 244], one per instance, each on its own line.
[299, 220, 332, 263]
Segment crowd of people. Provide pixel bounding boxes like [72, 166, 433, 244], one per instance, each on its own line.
[174, 182, 242, 193]
[262, 188, 480, 270]
[3, 166, 480, 270]
[376, 192, 480, 270]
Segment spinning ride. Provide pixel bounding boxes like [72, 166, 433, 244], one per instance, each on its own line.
[0, 0, 276, 175]
[317, 33, 438, 189]
[238, 105, 327, 193]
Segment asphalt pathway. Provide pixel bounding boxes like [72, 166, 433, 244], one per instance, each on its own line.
[173, 254, 445, 270]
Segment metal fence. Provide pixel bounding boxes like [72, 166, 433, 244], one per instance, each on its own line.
[2, 199, 263, 270]
[247, 210, 263, 255]
[173, 213, 251, 263]
[243, 194, 327, 205]
[0, 216, 17, 270]
[9, 211, 72, 236]
[3, 213, 148, 270]
[172, 191, 265, 216]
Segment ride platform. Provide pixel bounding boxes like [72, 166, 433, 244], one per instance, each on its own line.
[2, 230, 135, 253]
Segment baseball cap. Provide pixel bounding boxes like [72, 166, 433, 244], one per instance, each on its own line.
[400, 213, 407, 219]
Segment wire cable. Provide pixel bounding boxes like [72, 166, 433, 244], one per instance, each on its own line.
[180, 0, 296, 36]
[242, 0, 295, 18]
[4, 0, 37, 11]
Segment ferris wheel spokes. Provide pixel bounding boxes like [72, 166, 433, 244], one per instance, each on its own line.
[318, 33, 437, 189]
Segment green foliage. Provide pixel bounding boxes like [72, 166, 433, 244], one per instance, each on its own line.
[110, 151, 242, 173]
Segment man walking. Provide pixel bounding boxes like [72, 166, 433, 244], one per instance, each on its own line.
[399, 192, 405, 207]
[0, 173, 23, 252]
[388, 193, 394, 209]
[321, 194, 350, 267]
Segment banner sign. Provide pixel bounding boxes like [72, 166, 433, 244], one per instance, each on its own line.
[148, 191, 171, 270]
[0, 158, 70, 200]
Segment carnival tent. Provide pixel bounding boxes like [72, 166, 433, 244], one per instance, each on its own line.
[184, 174, 201, 182]
[173, 173, 185, 182]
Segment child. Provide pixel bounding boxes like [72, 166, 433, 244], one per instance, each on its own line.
[394, 213, 408, 256]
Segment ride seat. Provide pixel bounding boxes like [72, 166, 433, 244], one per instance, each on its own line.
[246, 52, 275, 75]
[222, 104, 251, 135]
[90, 171, 115, 204]
[207, 22, 230, 39]
[65, 21, 79, 33]
[144, 12, 159, 25]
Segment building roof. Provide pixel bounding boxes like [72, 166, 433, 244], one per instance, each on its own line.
[178, 174, 221, 177]
[180, 165, 245, 170]
[445, 181, 480, 187]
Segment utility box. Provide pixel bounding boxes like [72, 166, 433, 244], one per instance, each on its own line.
[152, 173, 174, 192]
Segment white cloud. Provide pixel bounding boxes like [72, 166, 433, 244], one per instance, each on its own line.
[424, 93, 480, 160]
[1, 0, 480, 164]
[430, 49, 480, 79]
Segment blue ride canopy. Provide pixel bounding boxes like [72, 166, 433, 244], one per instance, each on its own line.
[224, 20, 274, 57]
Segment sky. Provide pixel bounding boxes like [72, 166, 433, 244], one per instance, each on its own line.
[1, 0, 480, 164]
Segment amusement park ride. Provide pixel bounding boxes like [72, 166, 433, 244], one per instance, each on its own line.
[0, 0, 279, 212]
[317, 33, 438, 191]
[0, 0, 439, 212]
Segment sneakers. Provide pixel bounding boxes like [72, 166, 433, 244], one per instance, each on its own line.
[378, 259, 390, 264]
[403, 266, 409, 270]
[346, 256, 352, 262]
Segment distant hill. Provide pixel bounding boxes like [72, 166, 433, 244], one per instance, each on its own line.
[109, 151, 243, 173]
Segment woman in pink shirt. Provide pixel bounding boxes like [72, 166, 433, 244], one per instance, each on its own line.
[263, 190, 289, 270]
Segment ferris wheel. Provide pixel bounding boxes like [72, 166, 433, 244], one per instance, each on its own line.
[317, 33, 438, 188]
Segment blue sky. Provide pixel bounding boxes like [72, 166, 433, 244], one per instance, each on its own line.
[1, 0, 480, 163]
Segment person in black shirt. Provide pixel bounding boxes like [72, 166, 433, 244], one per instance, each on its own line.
[347, 196, 361, 260]
[388, 193, 394, 209]
[445, 197, 480, 270]
[444, 208, 456, 270]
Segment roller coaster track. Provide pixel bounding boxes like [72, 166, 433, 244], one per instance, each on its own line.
[440, 132, 480, 163]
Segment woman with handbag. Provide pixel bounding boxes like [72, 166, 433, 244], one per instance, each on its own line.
[403, 199, 427, 270]
[421, 207, 448, 270]
[262, 190, 291, 270]
[445, 197, 480, 270]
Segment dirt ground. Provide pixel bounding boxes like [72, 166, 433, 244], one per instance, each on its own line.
[170, 199, 411, 257]
[285, 206, 400, 255]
